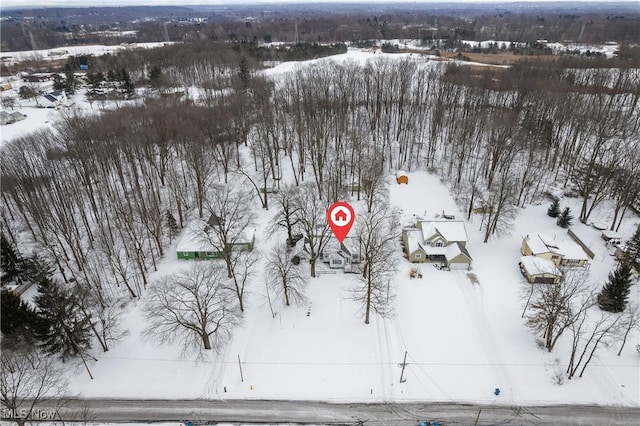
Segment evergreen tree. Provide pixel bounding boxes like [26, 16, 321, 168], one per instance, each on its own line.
[1, 233, 23, 284]
[148, 65, 163, 87]
[34, 278, 92, 361]
[165, 210, 180, 241]
[52, 74, 65, 91]
[598, 262, 633, 313]
[21, 254, 55, 288]
[237, 55, 251, 90]
[1, 289, 39, 341]
[120, 68, 134, 96]
[547, 199, 560, 217]
[624, 225, 640, 272]
[557, 207, 573, 228]
[63, 64, 77, 95]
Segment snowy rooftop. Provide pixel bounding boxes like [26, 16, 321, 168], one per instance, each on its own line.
[405, 229, 423, 255]
[175, 222, 213, 253]
[420, 220, 468, 243]
[601, 230, 622, 240]
[523, 233, 555, 255]
[520, 256, 562, 277]
[554, 239, 589, 261]
[525, 233, 589, 261]
[446, 242, 471, 261]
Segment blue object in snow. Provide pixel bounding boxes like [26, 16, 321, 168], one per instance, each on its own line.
[494, 388, 501, 396]
[80, 64, 89, 71]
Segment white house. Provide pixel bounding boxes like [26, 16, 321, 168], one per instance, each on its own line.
[40, 90, 69, 108]
[321, 237, 361, 272]
[403, 220, 472, 270]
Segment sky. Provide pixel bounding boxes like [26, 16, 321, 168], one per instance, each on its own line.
[1, 0, 634, 9]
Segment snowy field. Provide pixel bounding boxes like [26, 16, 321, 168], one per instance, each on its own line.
[0, 42, 171, 65]
[2, 49, 638, 408]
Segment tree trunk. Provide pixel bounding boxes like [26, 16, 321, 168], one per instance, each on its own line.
[365, 279, 372, 325]
[310, 258, 317, 278]
[202, 333, 212, 350]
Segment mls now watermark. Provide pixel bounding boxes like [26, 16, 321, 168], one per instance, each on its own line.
[2, 408, 58, 420]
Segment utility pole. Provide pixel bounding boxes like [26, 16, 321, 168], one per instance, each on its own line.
[522, 283, 535, 318]
[399, 351, 408, 383]
[237, 354, 244, 382]
[294, 22, 299, 44]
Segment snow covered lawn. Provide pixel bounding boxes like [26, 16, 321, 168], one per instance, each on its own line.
[66, 171, 639, 406]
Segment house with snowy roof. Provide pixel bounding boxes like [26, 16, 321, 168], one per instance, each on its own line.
[403, 220, 472, 270]
[521, 233, 589, 268]
[176, 214, 255, 260]
[519, 256, 563, 284]
[320, 237, 361, 272]
[40, 90, 68, 108]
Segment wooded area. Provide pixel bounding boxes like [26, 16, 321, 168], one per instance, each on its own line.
[1, 42, 639, 376]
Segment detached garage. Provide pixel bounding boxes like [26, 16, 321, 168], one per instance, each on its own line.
[519, 256, 562, 284]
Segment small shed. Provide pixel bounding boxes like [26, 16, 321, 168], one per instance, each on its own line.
[396, 170, 408, 184]
[601, 230, 622, 245]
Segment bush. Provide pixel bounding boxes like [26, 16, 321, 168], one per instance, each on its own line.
[410, 267, 423, 279]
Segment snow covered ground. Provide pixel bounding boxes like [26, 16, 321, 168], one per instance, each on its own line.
[62, 171, 639, 406]
[0, 42, 172, 65]
[2, 48, 638, 408]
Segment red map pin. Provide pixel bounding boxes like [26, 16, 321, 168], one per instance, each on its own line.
[327, 201, 355, 243]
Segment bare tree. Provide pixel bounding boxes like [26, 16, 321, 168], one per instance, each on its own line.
[292, 183, 331, 278]
[266, 244, 308, 306]
[352, 198, 400, 324]
[269, 185, 301, 246]
[617, 302, 640, 356]
[226, 249, 258, 313]
[567, 312, 623, 379]
[525, 271, 593, 352]
[1, 96, 15, 110]
[361, 150, 387, 213]
[1, 342, 69, 426]
[480, 168, 519, 243]
[200, 183, 256, 277]
[143, 263, 241, 352]
[197, 183, 256, 312]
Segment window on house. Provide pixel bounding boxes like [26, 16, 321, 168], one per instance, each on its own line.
[183, 252, 189, 256]
[206, 251, 216, 256]
[415, 254, 422, 259]
[434, 241, 444, 247]
[551, 255, 560, 260]
[331, 259, 342, 266]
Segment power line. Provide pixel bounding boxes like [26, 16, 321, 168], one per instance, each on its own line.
[93, 355, 639, 368]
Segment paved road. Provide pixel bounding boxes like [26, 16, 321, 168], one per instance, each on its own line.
[28, 399, 638, 425]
